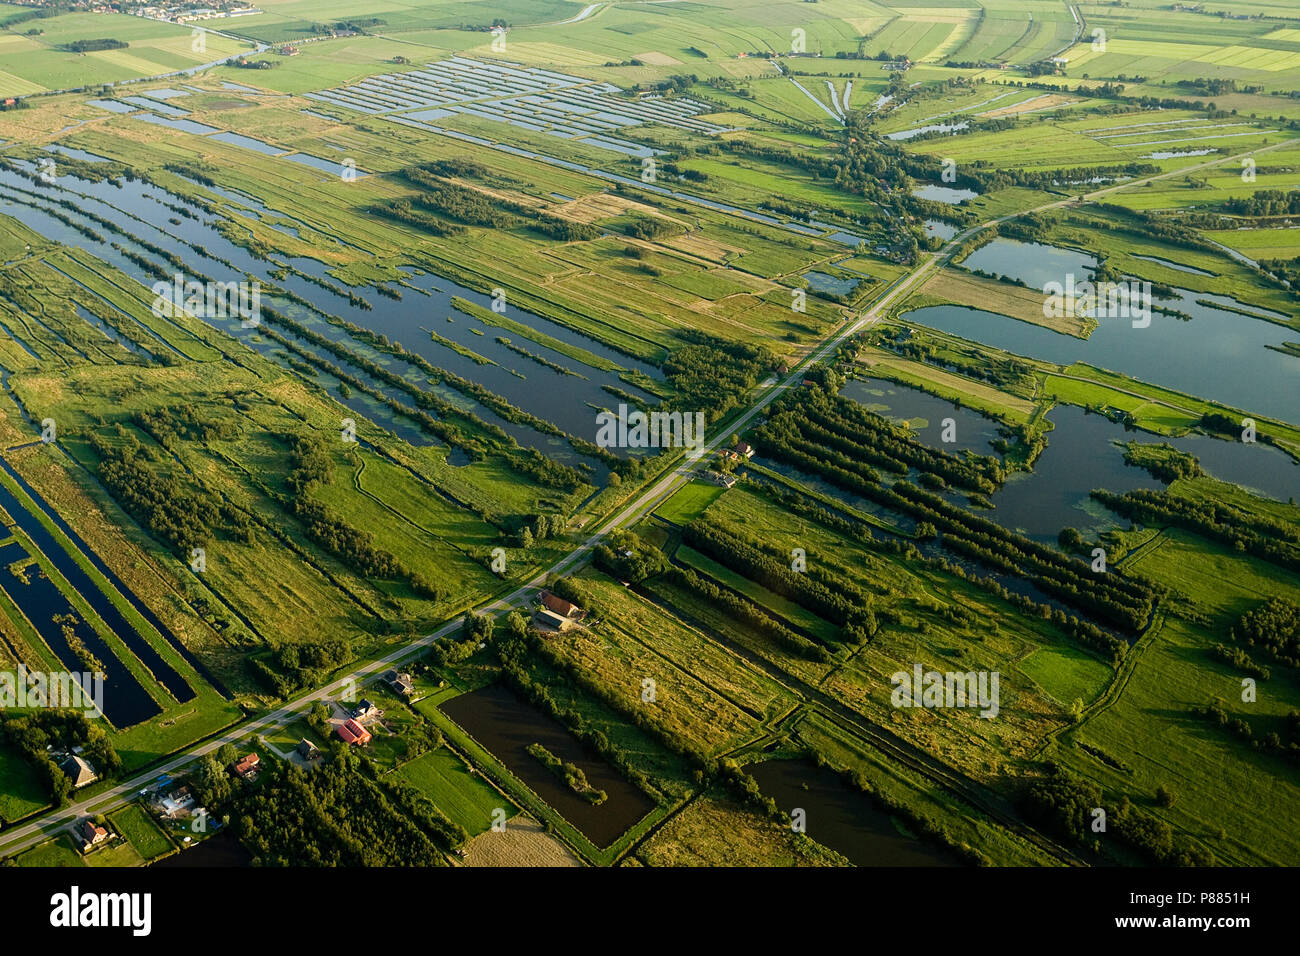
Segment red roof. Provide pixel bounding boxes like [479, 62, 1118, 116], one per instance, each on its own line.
[81, 820, 107, 841]
[233, 754, 260, 776]
[541, 592, 579, 617]
[340, 719, 371, 745]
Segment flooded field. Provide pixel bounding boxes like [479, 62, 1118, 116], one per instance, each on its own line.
[0, 161, 653, 469]
[441, 683, 655, 848]
[152, 831, 251, 867]
[750, 759, 961, 866]
[841, 375, 1298, 539]
[913, 239, 1300, 425]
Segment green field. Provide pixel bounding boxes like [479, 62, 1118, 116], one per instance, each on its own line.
[0, 744, 48, 823]
[653, 481, 726, 525]
[394, 746, 513, 836]
[14, 834, 85, 868]
[109, 803, 176, 861]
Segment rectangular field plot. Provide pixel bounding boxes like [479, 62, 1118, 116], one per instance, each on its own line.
[307, 56, 730, 157]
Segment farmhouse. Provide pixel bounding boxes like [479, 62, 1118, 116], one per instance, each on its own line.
[231, 753, 260, 781]
[337, 719, 372, 746]
[383, 670, 414, 697]
[60, 755, 98, 789]
[533, 607, 577, 633]
[352, 699, 379, 722]
[79, 819, 109, 852]
[154, 786, 196, 820]
[540, 591, 584, 621]
[297, 739, 321, 760]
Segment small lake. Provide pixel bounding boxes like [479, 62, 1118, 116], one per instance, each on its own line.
[885, 121, 969, 141]
[840, 377, 1004, 456]
[912, 184, 977, 204]
[961, 238, 1097, 290]
[910, 236, 1300, 424]
[441, 683, 656, 848]
[904, 300, 1300, 426]
[924, 219, 958, 240]
[841, 376, 1299, 540]
[749, 759, 961, 866]
[804, 271, 859, 297]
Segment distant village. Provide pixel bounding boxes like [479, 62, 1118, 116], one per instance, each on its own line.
[11, 1, 263, 23]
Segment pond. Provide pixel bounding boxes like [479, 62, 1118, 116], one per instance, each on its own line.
[961, 237, 1097, 290]
[440, 683, 656, 848]
[840, 376, 1004, 456]
[885, 121, 969, 141]
[749, 759, 962, 866]
[912, 183, 977, 204]
[840, 375, 1299, 543]
[152, 830, 252, 867]
[803, 271, 859, 297]
[924, 219, 958, 240]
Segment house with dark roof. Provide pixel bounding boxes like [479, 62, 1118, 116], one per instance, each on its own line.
[383, 669, 414, 697]
[60, 755, 97, 789]
[533, 607, 576, 634]
[351, 699, 379, 723]
[297, 739, 321, 760]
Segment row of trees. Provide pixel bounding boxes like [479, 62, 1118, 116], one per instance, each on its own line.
[661, 565, 831, 662]
[1093, 488, 1300, 574]
[91, 432, 226, 556]
[662, 330, 776, 426]
[1191, 701, 1300, 757]
[1121, 442, 1203, 484]
[762, 387, 1004, 493]
[750, 386, 1155, 637]
[278, 431, 444, 601]
[683, 517, 877, 642]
